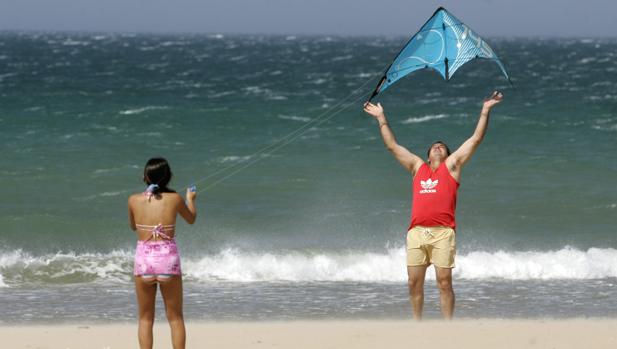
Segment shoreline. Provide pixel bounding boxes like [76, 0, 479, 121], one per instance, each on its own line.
[2, 319, 616, 349]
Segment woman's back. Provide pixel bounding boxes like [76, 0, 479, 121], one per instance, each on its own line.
[129, 192, 183, 241]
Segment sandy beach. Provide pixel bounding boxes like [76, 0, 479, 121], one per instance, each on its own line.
[2, 319, 616, 349]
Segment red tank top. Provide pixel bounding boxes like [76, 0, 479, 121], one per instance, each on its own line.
[409, 162, 460, 230]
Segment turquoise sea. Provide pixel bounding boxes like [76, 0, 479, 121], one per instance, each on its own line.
[1, 32, 616, 322]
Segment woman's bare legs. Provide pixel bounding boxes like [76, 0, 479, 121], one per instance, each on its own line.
[135, 276, 157, 349]
[160, 276, 186, 349]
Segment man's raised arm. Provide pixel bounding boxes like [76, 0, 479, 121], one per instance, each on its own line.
[448, 91, 503, 171]
[364, 102, 424, 175]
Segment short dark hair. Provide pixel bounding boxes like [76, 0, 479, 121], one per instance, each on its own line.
[427, 141, 451, 158]
[143, 157, 175, 194]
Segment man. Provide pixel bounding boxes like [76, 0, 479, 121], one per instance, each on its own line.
[363, 91, 503, 320]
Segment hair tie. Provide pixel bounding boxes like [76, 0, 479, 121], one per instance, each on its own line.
[143, 184, 160, 200]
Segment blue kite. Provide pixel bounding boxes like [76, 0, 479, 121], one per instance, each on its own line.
[369, 7, 511, 101]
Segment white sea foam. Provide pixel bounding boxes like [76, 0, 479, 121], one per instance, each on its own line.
[592, 124, 617, 131]
[160, 41, 184, 47]
[62, 39, 89, 46]
[592, 118, 617, 132]
[92, 164, 139, 176]
[93, 167, 126, 175]
[458, 247, 617, 280]
[401, 114, 449, 124]
[24, 106, 44, 112]
[267, 95, 288, 100]
[136, 132, 162, 137]
[311, 78, 328, 85]
[1, 247, 617, 285]
[591, 81, 613, 87]
[0, 250, 132, 286]
[0, 72, 18, 81]
[184, 248, 406, 282]
[244, 86, 268, 94]
[230, 55, 246, 62]
[219, 155, 252, 163]
[75, 189, 130, 202]
[209, 91, 236, 98]
[578, 57, 596, 64]
[119, 106, 169, 115]
[100, 191, 126, 197]
[185, 247, 617, 282]
[587, 95, 617, 102]
[278, 115, 311, 123]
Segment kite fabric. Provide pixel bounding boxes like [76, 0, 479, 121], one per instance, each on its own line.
[369, 7, 511, 101]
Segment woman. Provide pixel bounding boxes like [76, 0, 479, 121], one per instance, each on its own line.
[128, 157, 197, 349]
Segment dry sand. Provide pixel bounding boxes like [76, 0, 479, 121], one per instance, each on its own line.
[1, 319, 616, 348]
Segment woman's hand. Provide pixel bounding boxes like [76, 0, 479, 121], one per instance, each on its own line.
[186, 186, 197, 201]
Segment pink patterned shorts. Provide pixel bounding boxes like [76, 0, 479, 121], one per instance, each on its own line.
[133, 239, 181, 276]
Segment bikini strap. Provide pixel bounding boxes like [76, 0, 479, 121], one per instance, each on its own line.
[150, 223, 172, 240]
[135, 224, 175, 229]
[135, 223, 175, 241]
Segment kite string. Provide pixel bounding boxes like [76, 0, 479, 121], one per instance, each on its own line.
[186, 71, 384, 191]
[104, 67, 386, 201]
[190, 73, 380, 187]
[198, 89, 373, 192]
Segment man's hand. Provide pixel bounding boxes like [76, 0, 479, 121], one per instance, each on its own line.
[363, 102, 386, 122]
[483, 91, 504, 110]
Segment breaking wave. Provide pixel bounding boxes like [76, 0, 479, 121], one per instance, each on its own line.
[1, 247, 616, 286]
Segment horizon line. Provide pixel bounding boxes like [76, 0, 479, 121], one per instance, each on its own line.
[1, 28, 617, 41]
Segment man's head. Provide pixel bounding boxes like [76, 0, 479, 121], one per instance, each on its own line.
[427, 141, 451, 163]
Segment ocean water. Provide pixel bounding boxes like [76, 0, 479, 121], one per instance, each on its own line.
[1, 32, 616, 323]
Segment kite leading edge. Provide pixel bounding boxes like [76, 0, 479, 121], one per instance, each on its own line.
[368, 7, 511, 101]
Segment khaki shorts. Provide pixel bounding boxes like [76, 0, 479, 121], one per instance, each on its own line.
[406, 226, 456, 268]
